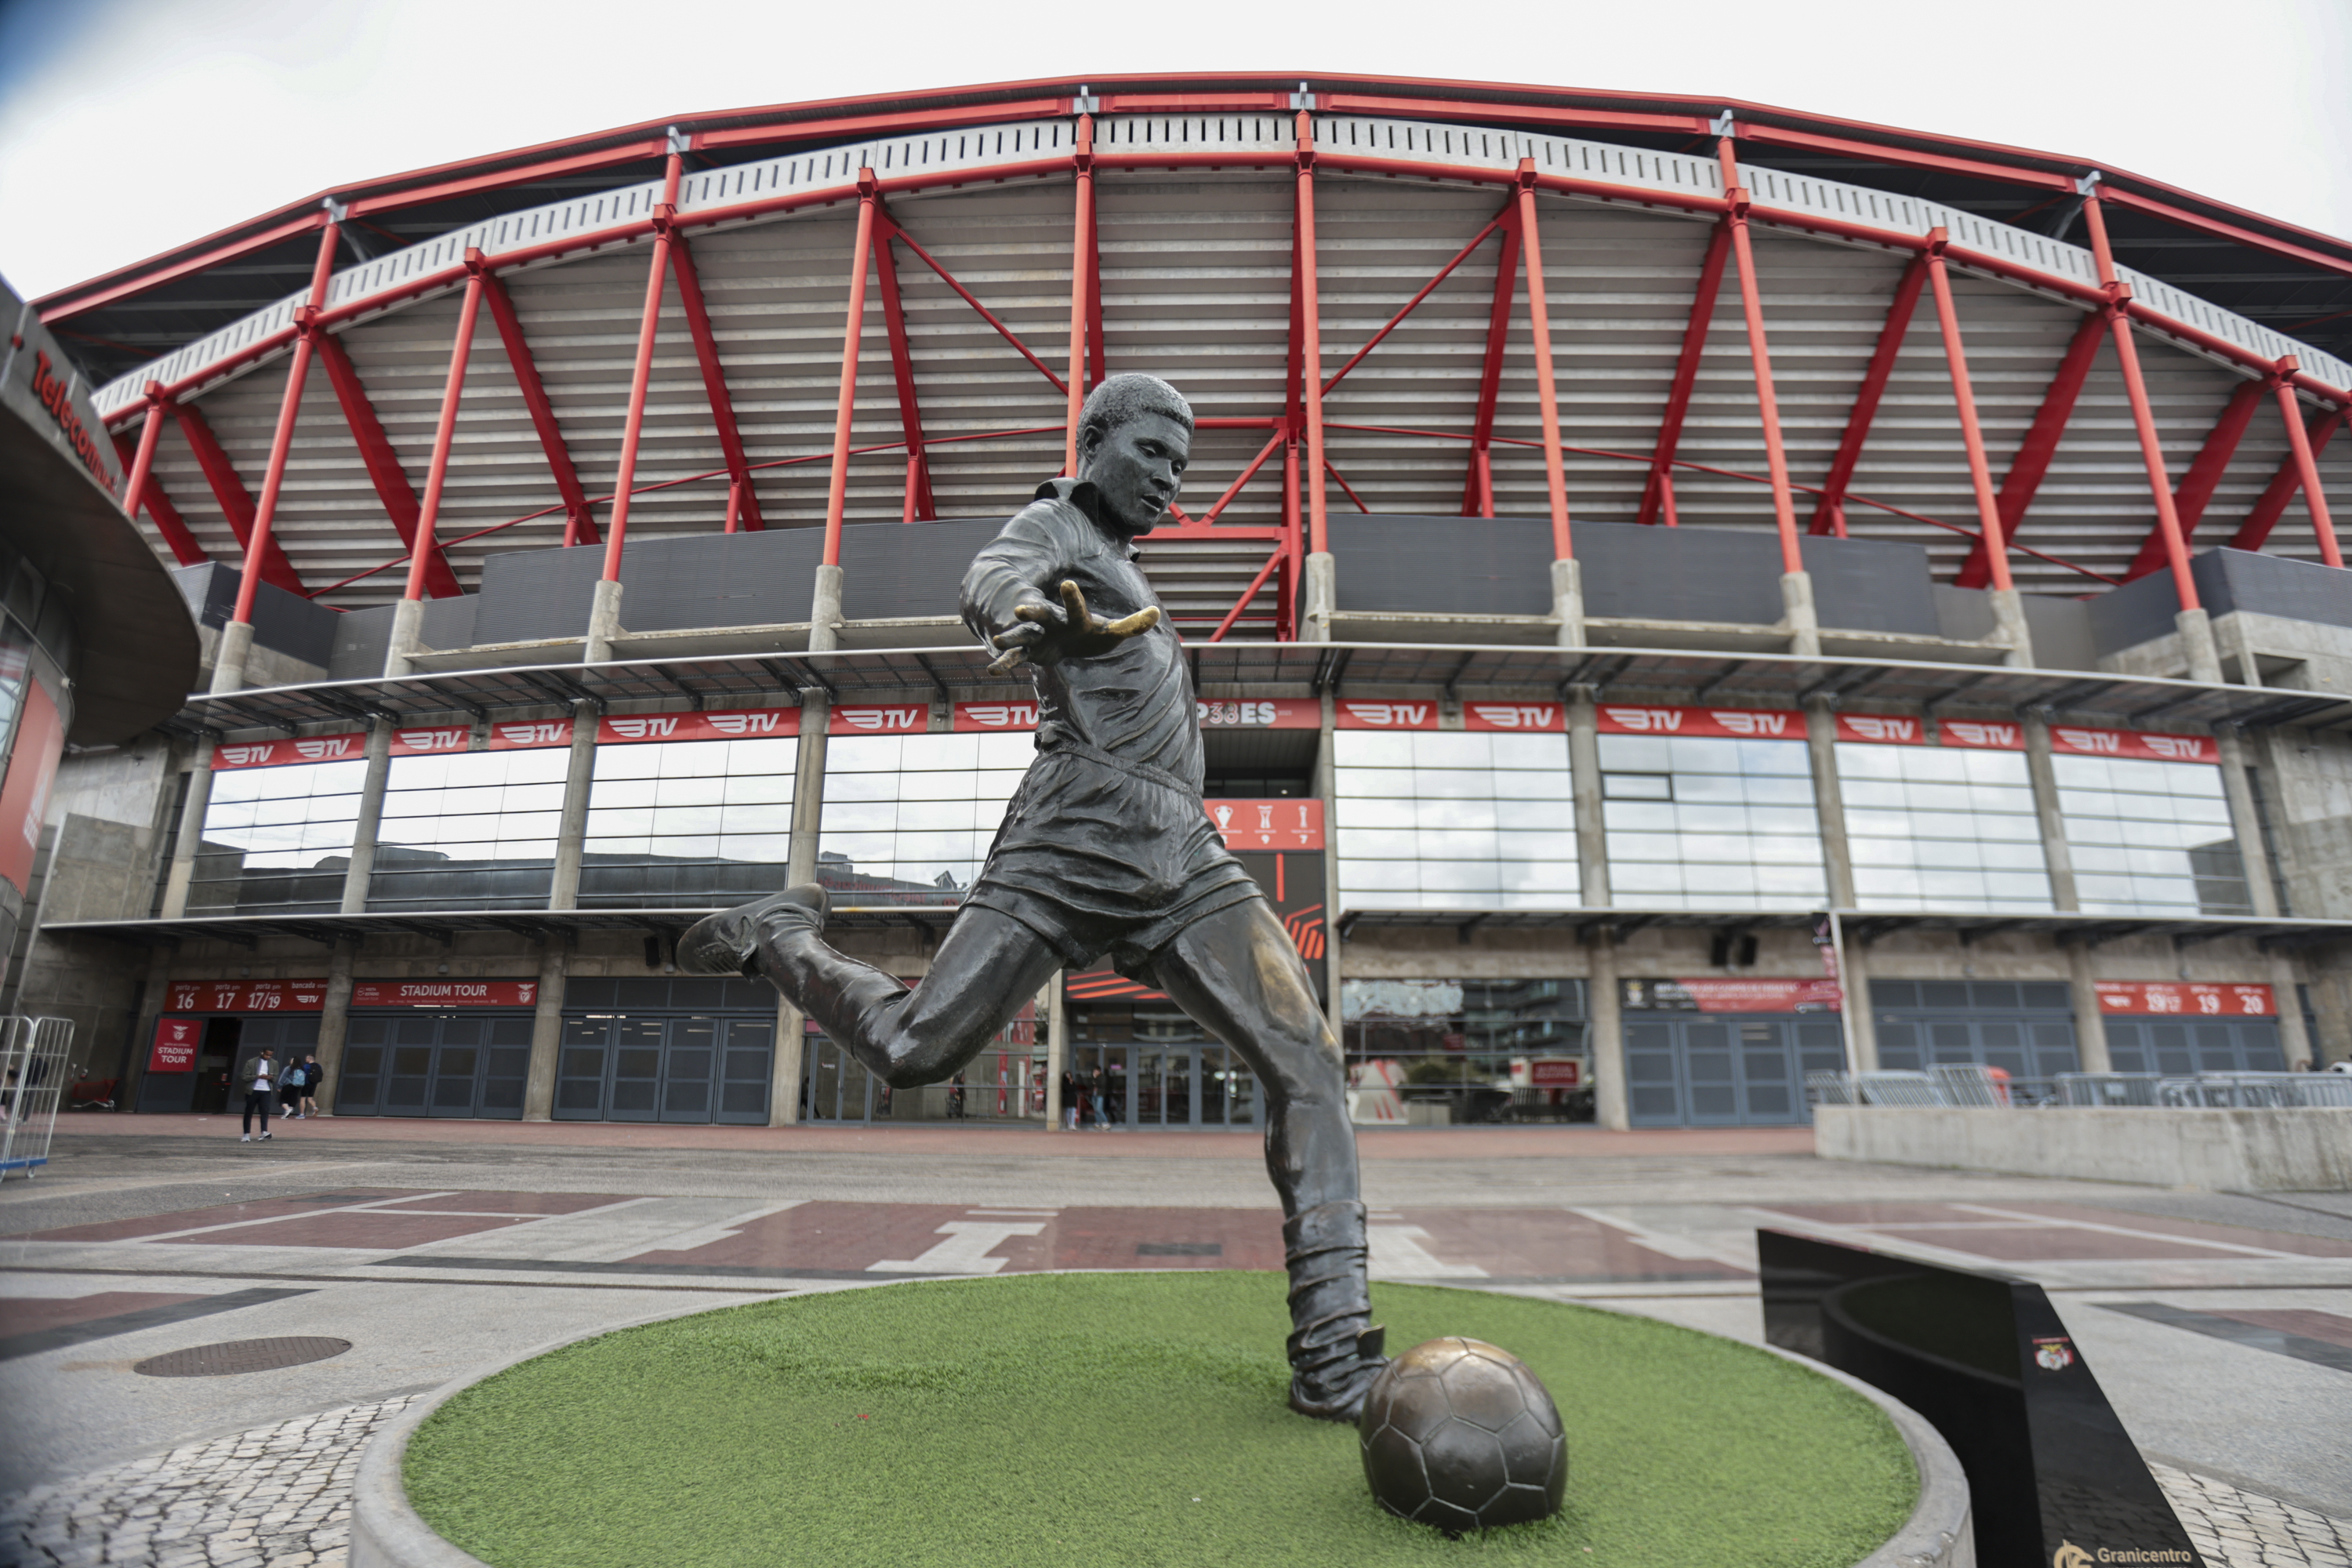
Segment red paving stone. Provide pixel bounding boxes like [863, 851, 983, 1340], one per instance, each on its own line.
[2212, 1308, 2352, 1349]
[1867, 1225, 2249, 1261]
[0, 1292, 208, 1338]
[153, 1211, 547, 1249]
[368, 1192, 631, 1216]
[51, 1114, 1813, 1160]
[14, 1192, 434, 1243]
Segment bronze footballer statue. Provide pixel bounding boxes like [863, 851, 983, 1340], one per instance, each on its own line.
[680, 373, 1387, 1421]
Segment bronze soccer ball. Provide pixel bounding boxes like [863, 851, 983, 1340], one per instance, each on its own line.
[1357, 1337, 1567, 1535]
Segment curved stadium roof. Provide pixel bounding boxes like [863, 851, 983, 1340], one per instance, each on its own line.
[38, 73, 2352, 622]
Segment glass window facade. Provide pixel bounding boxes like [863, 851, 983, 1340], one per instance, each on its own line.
[2053, 757, 2252, 916]
[1599, 735, 1826, 909]
[1837, 744, 2053, 914]
[581, 736, 797, 908]
[190, 759, 368, 915]
[1333, 731, 1578, 910]
[1339, 978, 1588, 1124]
[818, 732, 1029, 906]
[368, 750, 569, 911]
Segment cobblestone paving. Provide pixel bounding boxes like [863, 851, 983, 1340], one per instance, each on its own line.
[3, 1395, 2347, 1567]
[0, 1396, 416, 1568]
[2154, 1464, 2352, 1568]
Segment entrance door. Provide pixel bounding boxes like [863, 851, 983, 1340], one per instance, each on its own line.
[337, 1014, 529, 1118]
[555, 1014, 776, 1124]
[1198, 1046, 1258, 1127]
[1871, 981, 2080, 1080]
[194, 1018, 240, 1113]
[1624, 1014, 1845, 1127]
[1134, 1048, 1192, 1125]
[2104, 1018, 2284, 1074]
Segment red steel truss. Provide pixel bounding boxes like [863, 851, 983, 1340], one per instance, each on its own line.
[170, 400, 304, 595]
[477, 270, 600, 547]
[1640, 220, 1733, 529]
[314, 328, 463, 597]
[1806, 255, 1926, 538]
[1954, 310, 2108, 589]
[2122, 376, 2267, 581]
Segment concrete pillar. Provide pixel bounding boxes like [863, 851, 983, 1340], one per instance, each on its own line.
[2309, 956, 2352, 1068]
[160, 741, 216, 920]
[1780, 571, 1822, 659]
[1989, 587, 2037, 669]
[1316, 691, 1344, 1039]
[1840, 935, 1878, 1072]
[2022, 714, 2080, 912]
[2213, 731, 2280, 919]
[2271, 953, 2313, 1069]
[771, 995, 806, 1125]
[2065, 942, 2111, 1073]
[548, 702, 599, 909]
[383, 597, 427, 678]
[1566, 690, 1611, 909]
[121, 946, 176, 1111]
[1301, 552, 1336, 644]
[2176, 606, 2224, 686]
[209, 619, 255, 695]
[1805, 704, 1857, 909]
[339, 721, 395, 914]
[787, 693, 831, 888]
[583, 578, 624, 664]
[521, 942, 569, 1122]
[1552, 557, 1584, 649]
[1044, 975, 1068, 1128]
[1587, 929, 1627, 1130]
[314, 940, 357, 1112]
[809, 563, 845, 655]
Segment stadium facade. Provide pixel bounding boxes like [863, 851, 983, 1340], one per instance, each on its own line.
[14, 73, 2352, 1131]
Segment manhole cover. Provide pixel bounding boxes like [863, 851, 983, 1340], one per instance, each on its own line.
[134, 1337, 352, 1377]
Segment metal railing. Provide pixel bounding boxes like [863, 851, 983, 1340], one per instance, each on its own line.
[1809, 1065, 2352, 1110]
[0, 1017, 75, 1179]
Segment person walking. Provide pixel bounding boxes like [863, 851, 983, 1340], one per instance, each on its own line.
[239, 1047, 277, 1142]
[296, 1054, 323, 1118]
[278, 1056, 303, 1120]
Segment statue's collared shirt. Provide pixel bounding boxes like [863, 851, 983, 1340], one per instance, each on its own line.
[960, 477, 1203, 793]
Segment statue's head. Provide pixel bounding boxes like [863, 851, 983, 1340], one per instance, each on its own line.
[1075, 374, 1192, 534]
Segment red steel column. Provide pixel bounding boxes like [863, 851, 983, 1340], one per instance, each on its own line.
[1515, 161, 1572, 564]
[598, 153, 684, 587]
[218, 217, 340, 688]
[403, 263, 487, 602]
[121, 383, 169, 532]
[2232, 409, 2346, 550]
[2274, 358, 2343, 568]
[1296, 114, 1329, 557]
[1063, 115, 1095, 477]
[821, 172, 879, 573]
[1716, 146, 1803, 579]
[2081, 194, 2202, 620]
[1923, 234, 2013, 593]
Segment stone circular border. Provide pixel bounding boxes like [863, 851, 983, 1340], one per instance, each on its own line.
[349, 1284, 1972, 1568]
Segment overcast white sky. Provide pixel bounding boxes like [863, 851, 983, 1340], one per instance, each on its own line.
[0, 0, 2346, 302]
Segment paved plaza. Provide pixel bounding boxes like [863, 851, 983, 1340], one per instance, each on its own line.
[2, 1118, 2348, 1566]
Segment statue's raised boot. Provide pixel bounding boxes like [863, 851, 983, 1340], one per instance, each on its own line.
[677, 883, 833, 978]
[1283, 1199, 1388, 1421]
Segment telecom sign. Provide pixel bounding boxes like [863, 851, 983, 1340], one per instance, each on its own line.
[827, 703, 929, 735]
[1335, 701, 1439, 730]
[1835, 714, 1925, 746]
[389, 725, 471, 755]
[597, 709, 800, 744]
[1596, 705, 1803, 739]
[211, 733, 367, 769]
[953, 702, 1040, 731]
[1937, 719, 2027, 750]
[1465, 702, 1566, 733]
[2049, 727, 2216, 764]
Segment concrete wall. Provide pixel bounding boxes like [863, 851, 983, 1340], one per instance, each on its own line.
[1817, 1105, 2352, 1191]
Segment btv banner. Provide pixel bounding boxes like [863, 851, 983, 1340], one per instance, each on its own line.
[1622, 978, 1844, 1013]
[350, 981, 542, 1009]
[1596, 705, 1805, 740]
[2096, 982, 2274, 1017]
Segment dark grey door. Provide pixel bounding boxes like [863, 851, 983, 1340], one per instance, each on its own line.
[2104, 1018, 2284, 1074]
[1624, 1014, 1843, 1127]
[555, 1013, 773, 1124]
[1871, 980, 2079, 1078]
[336, 1013, 529, 1119]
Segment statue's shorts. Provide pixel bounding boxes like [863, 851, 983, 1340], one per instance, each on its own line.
[962, 744, 1262, 978]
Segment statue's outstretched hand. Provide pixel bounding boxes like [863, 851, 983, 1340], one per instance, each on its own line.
[987, 579, 1160, 673]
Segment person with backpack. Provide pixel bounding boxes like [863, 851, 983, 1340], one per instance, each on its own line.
[295, 1054, 323, 1118]
[239, 1047, 277, 1142]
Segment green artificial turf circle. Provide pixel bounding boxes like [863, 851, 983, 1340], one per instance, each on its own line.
[405, 1272, 1915, 1568]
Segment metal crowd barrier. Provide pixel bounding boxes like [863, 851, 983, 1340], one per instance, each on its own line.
[1806, 1065, 2352, 1111]
[0, 1017, 75, 1179]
